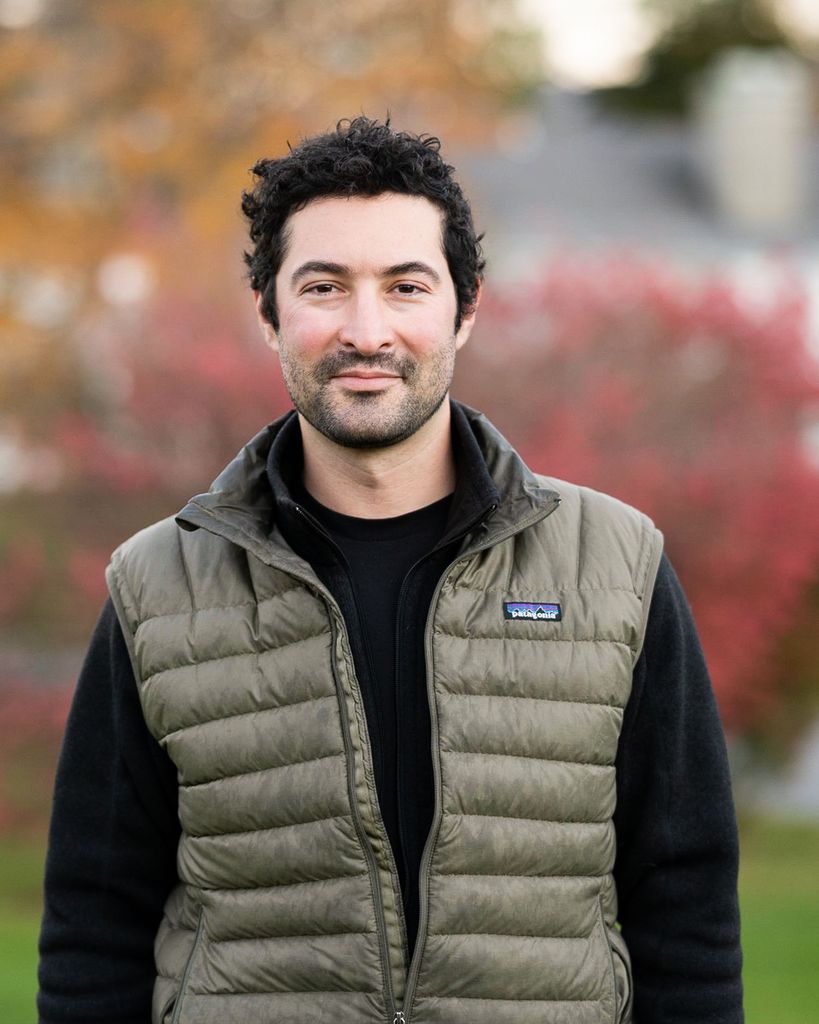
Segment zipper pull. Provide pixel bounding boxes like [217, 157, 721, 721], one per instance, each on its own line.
[392, 1013, 406, 1024]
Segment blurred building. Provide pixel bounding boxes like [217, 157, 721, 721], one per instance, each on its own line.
[459, 80, 819, 356]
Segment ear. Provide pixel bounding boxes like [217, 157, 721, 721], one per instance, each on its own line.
[454, 280, 482, 352]
[254, 291, 279, 351]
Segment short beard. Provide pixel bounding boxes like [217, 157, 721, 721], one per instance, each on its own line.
[280, 348, 454, 450]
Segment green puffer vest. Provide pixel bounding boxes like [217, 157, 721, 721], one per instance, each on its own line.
[106, 408, 663, 1024]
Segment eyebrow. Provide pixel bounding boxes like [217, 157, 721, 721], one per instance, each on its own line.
[290, 260, 442, 287]
[385, 261, 441, 284]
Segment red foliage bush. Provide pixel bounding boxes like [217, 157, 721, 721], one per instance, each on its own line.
[455, 253, 819, 732]
[0, 682, 72, 837]
[4, 250, 819, 743]
[56, 291, 291, 494]
[0, 533, 46, 619]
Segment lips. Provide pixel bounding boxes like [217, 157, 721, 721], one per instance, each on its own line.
[332, 371, 402, 391]
[336, 370, 401, 379]
[316, 352, 413, 386]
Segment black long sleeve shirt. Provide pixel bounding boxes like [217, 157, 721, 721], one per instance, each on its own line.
[38, 411, 743, 1023]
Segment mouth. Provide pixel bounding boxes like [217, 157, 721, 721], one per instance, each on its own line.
[332, 370, 402, 391]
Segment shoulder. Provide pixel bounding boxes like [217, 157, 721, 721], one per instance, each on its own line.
[535, 474, 658, 536]
[533, 475, 663, 595]
[108, 515, 183, 576]
[105, 516, 187, 635]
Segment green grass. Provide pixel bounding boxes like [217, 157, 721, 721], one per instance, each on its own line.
[1, 818, 818, 1022]
[0, 912, 40, 1024]
[0, 840, 44, 1024]
[738, 816, 819, 1022]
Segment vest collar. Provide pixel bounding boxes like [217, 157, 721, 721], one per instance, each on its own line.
[175, 401, 560, 557]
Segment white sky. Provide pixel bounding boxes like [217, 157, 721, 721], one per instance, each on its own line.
[518, 0, 819, 89]
[3, 0, 818, 84]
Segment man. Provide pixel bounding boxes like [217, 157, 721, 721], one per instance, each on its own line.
[39, 117, 743, 1023]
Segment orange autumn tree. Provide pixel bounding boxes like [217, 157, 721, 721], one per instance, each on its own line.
[0, 0, 542, 443]
[0, 0, 542, 640]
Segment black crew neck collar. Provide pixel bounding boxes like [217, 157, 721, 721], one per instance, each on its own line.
[295, 485, 453, 542]
[264, 401, 500, 546]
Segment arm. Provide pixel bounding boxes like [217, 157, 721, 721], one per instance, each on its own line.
[613, 555, 743, 1023]
[38, 599, 181, 1024]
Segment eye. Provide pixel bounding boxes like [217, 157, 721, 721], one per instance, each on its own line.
[393, 283, 424, 295]
[303, 282, 339, 295]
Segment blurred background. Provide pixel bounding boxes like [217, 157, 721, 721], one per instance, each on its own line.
[1, 0, 818, 1019]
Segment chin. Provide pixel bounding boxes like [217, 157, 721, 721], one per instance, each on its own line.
[300, 388, 449, 451]
[317, 423, 416, 450]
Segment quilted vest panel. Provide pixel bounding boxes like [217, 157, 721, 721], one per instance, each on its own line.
[107, 473, 661, 1024]
[107, 522, 395, 1024]
[408, 479, 661, 1024]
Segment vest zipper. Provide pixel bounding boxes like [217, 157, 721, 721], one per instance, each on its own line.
[399, 495, 561, 1022]
[293, 505, 411, 975]
[171, 907, 205, 1024]
[391, 502, 500, 938]
[323, 603, 407, 1018]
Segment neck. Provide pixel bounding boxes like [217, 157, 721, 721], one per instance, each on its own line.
[298, 401, 456, 519]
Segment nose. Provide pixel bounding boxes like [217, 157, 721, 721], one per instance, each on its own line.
[337, 289, 394, 354]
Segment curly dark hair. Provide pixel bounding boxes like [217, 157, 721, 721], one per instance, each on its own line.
[242, 116, 485, 332]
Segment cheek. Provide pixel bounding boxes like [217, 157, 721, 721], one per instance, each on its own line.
[278, 306, 334, 353]
[401, 307, 456, 352]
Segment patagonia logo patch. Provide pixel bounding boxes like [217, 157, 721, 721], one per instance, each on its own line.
[503, 601, 562, 622]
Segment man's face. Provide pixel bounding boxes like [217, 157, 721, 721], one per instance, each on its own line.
[259, 192, 477, 449]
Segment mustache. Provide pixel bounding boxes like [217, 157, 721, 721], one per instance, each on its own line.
[315, 351, 415, 382]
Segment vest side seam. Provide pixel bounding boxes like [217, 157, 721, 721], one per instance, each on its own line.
[575, 484, 587, 590]
[175, 520, 196, 612]
[632, 522, 664, 665]
[105, 560, 143, 692]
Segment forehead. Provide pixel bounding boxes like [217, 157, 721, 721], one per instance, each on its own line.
[280, 193, 447, 269]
